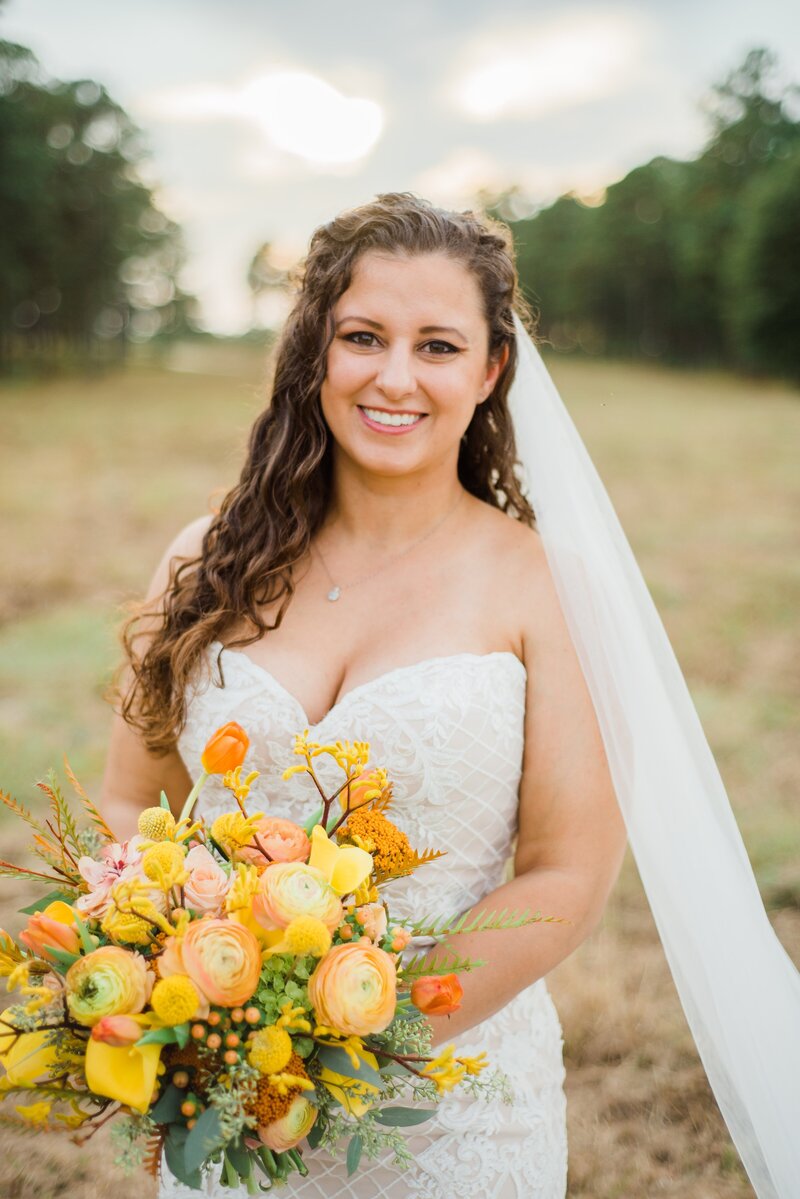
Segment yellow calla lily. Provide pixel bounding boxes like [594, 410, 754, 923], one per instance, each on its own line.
[317, 1048, 381, 1117]
[85, 1031, 164, 1113]
[0, 1024, 58, 1087]
[308, 825, 373, 897]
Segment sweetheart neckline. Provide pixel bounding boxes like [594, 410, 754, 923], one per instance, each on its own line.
[208, 641, 527, 729]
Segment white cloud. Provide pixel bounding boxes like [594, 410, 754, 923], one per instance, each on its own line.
[138, 67, 384, 169]
[446, 6, 654, 122]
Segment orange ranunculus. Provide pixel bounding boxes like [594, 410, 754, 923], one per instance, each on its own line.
[160, 918, 261, 1008]
[18, 901, 80, 961]
[235, 816, 310, 869]
[201, 722, 249, 775]
[308, 941, 396, 1036]
[258, 1094, 317, 1152]
[252, 863, 342, 934]
[410, 973, 463, 1017]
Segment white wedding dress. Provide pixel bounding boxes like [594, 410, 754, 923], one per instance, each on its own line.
[159, 641, 568, 1198]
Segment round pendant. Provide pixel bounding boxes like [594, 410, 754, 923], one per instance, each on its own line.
[327, 586, 341, 602]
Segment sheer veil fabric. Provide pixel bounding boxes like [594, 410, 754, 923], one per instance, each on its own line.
[507, 313, 800, 1197]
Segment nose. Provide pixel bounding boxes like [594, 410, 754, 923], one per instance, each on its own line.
[375, 342, 417, 402]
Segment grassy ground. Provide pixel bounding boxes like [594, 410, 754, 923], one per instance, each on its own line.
[0, 344, 798, 1196]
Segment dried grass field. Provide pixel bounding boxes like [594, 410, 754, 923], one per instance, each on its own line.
[1, 343, 798, 1197]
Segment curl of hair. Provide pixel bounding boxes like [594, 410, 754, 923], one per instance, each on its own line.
[109, 191, 539, 755]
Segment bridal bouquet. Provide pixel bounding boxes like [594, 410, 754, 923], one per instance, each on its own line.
[0, 721, 554, 1190]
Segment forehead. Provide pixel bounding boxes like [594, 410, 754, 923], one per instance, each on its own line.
[335, 251, 486, 329]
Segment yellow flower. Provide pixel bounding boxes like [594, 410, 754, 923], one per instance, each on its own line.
[317, 1046, 381, 1118]
[141, 842, 188, 890]
[137, 807, 176, 841]
[338, 808, 414, 878]
[253, 862, 343, 933]
[65, 946, 153, 1027]
[211, 811, 265, 853]
[248, 1025, 292, 1075]
[307, 825, 373, 898]
[262, 915, 331, 961]
[15, 1100, 53, 1124]
[150, 975, 203, 1025]
[85, 1035, 163, 1113]
[222, 765, 260, 802]
[0, 1012, 58, 1087]
[420, 1044, 467, 1094]
[459, 1052, 488, 1076]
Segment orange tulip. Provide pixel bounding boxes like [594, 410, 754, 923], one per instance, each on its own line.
[201, 722, 249, 775]
[410, 973, 463, 1017]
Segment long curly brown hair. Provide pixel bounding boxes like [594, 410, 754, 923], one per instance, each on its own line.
[111, 191, 538, 754]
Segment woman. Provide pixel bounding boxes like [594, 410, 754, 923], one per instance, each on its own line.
[102, 193, 626, 1196]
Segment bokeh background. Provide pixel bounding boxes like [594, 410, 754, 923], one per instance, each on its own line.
[1, 1, 799, 1195]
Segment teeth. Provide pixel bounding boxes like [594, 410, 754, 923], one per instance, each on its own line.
[361, 407, 423, 427]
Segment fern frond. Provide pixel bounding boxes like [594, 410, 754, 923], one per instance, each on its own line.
[142, 1129, 166, 1178]
[371, 784, 395, 814]
[0, 789, 49, 837]
[399, 951, 487, 981]
[373, 846, 447, 887]
[410, 906, 558, 940]
[64, 756, 117, 843]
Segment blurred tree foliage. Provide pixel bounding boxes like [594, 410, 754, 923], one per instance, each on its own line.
[497, 49, 800, 378]
[0, 36, 196, 372]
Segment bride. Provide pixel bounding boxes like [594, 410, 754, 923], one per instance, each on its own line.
[101, 193, 799, 1197]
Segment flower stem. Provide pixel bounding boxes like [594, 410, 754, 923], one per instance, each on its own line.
[178, 771, 209, 824]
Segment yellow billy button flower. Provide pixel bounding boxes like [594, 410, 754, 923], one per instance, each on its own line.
[150, 975, 204, 1026]
[307, 825, 373, 898]
[262, 915, 332, 962]
[248, 1025, 293, 1075]
[137, 807, 176, 842]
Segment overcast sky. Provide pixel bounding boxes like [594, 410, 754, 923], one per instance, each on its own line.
[4, 0, 799, 333]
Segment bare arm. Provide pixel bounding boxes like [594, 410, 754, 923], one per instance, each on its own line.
[423, 530, 628, 1045]
[99, 514, 213, 840]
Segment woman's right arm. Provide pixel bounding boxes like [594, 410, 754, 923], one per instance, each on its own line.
[99, 514, 213, 841]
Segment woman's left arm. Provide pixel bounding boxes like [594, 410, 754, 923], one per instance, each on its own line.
[422, 533, 628, 1044]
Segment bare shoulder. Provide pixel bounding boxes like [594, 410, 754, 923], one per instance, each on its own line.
[482, 505, 565, 662]
[144, 513, 214, 607]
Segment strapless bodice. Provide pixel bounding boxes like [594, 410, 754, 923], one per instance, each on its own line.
[177, 642, 528, 922]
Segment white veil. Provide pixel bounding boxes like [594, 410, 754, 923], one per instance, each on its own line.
[507, 312, 800, 1198]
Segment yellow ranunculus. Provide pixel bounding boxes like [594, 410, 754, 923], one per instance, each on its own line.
[84, 1034, 163, 1113]
[308, 825, 373, 897]
[317, 1047, 381, 1117]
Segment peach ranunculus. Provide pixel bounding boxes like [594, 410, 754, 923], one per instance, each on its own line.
[356, 902, 388, 944]
[308, 942, 397, 1036]
[65, 946, 153, 1027]
[235, 816, 310, 869]
[159, 918, 261, 1008]
[18, 901, 80, 960]
[258, 1095, 317, 1152]
[252, 863, 342, 934]
[201, 722, 249, 775]
[183, 844, 231, 915]
[410, 973, 464, 1017]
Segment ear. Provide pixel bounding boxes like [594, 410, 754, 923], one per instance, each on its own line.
[478, 342, 510, 403]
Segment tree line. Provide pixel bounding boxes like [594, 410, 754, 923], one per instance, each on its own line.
[495, 49, 800, 379]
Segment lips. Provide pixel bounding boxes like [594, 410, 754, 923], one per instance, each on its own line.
[357, 406, 428, 435]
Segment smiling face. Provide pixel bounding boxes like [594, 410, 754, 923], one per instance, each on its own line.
[319, 251, 506, 483]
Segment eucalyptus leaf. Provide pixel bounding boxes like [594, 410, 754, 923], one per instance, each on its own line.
[150, 1082, 183, 1124]
[184, 1105, 225, 1175]
[224, 1136, 251, 1177]
[317, 1046, 384, 1088]
[306, 1119, 325, 1150]
[374, 1106, 436, 1127]
[165, 1125, 203, 1190]
[346, 1133, 363, 1176]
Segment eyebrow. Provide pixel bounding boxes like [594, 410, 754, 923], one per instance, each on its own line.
[335, 315, 468, 341]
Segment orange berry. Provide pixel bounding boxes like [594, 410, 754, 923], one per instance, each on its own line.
[186, 1118, 196, 1130]
[231, 1008, 245, 1023]
[338, 925, 353, 942]
[172, 1070, 189, 1088]
[191, 1024, 206, 1040]
[181, 1100, 196, 1118]
[225, 1033, 240, 1048]
[223, 1049, 239, 1065]
[207, 1011, 221, 1026]
[207, 1032, 222, 1050]
[244, 1007, 261, 1025]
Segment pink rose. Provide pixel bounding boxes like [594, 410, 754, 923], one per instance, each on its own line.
[235, 817, 310, 870]
[183, 844, 231, 916]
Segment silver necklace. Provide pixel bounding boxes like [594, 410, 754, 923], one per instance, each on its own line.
[314, 489, 464, 602]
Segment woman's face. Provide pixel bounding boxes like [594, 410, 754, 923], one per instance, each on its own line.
[320, 251, 506, 481]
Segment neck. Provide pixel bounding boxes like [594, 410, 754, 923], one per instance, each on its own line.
[323, 468, 465, 553]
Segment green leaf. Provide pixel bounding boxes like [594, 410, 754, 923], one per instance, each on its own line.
[17, 890, 74, 915]
[316, 1046, 384, 1088]
[303, 805, 323, 836]
[184, 1105, 225, 1175]
[346, 1133, 363, 1176]
[71, 911, 99, 955]
[165, 1125, 203, 1190]
[173, 1022, 191, 1049]
[224, 1136, 251, 1178]
[44, 946, 81, 972]
[160, 790, 171, 810]
[374, 1106, 436, 1127]
[306, 1118, 325, 1150]
[150, 1082, 183, 1124]
[293, 1035, 313, 1058]
[136, 1026, 179, 1047]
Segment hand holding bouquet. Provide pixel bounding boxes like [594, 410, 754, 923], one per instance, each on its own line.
[0, 722, 558, 1190]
